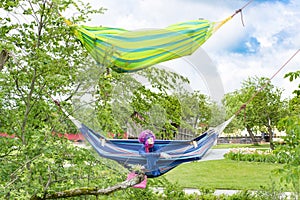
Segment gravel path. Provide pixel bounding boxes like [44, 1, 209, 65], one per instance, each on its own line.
[200, 148, 230, 161]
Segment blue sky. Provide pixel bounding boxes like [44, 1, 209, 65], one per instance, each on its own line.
[81, 0, 300, 101]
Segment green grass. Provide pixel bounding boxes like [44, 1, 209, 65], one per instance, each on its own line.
[213, 143, 270, 149]
[161, 159, 282, 190]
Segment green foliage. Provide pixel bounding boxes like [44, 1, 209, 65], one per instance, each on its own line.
[0, 0, 101, 141]
[256, 183, 289, 200]
[0, 0, 118, 198]
[90, 67, 189, 138]
[271, 70, 300, 198]
[224, 148, 279, 163]
[179, 91, 214, 133]
[275, 115, 300, 197]
[87, 65, 214, 139]
[158, 179, 188, 200]
[223, 76, 286, 148]
[0, 132, 127, 199]
[93, 176, 288, 200]
[284, 70, 300, 96]
[224, 76, 285, 128]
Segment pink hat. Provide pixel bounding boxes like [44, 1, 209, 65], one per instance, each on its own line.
[138, 130, 156, 144]
[138, 130, 156, 152]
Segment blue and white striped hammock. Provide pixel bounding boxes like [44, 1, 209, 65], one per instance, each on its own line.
[66, 111, 234, 178]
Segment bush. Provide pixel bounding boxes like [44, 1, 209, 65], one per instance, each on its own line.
[224, 148, 281, 164]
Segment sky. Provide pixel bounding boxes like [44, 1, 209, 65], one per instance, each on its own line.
[78, 0, 300, 102]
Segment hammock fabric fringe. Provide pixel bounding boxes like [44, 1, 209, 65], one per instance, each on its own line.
[72, 16, 232, 73]
[65, 108, 234, 178]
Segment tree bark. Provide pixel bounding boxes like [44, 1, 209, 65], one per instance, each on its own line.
[0, 49, 9, 71]
[266, 124, 274, 150]
[30, 172, 145, 199]
[246, 125, 258, 145]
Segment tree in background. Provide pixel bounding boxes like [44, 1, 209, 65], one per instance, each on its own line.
[179, 91, 213, 134]
[223, 76, 285, 148]
[90, 65, 209, 139]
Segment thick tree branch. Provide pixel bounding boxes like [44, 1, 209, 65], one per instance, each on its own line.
[31, 172, 145, 199]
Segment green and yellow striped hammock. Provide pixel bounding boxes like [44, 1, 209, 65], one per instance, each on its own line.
[71, 12, 240, 73]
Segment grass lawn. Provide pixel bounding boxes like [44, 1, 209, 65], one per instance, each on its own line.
[213, 143, 270, 149]
[161, 159, 282, 190]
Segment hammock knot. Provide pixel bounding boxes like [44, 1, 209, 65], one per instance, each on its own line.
[240, 104, 246, 110]
[235, 103, 247, 116]
[53, 99, 61, 107]
[235, 8, 242, 15]
[232, 8, 245, 27]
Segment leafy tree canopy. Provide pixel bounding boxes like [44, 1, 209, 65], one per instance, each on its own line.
[223, 76, 286, 146]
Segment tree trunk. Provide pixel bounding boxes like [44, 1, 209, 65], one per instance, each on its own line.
[0, 49, 9, 71]
[266, 124, 274, 150]
[30, 172, 145, 199]
[246, 125, 258, 145]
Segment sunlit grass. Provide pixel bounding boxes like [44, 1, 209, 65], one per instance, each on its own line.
[213, 143, 270, 149]
[161, 159, 282, 190]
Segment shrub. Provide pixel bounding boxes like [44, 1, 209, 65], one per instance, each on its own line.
[224, 148, 280, 163]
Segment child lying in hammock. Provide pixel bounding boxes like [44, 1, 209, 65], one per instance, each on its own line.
[138, 130, 170, 177]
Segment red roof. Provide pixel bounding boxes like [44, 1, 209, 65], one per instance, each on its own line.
[0, 132, 84, 141]
[0, 133, 15, 138]
[63, 133, 84, 141]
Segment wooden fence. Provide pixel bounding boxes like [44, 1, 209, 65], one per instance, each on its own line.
[175, 128, 196, 140]
[126, 125, 197, 140]
[217, 136, 263, 144]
